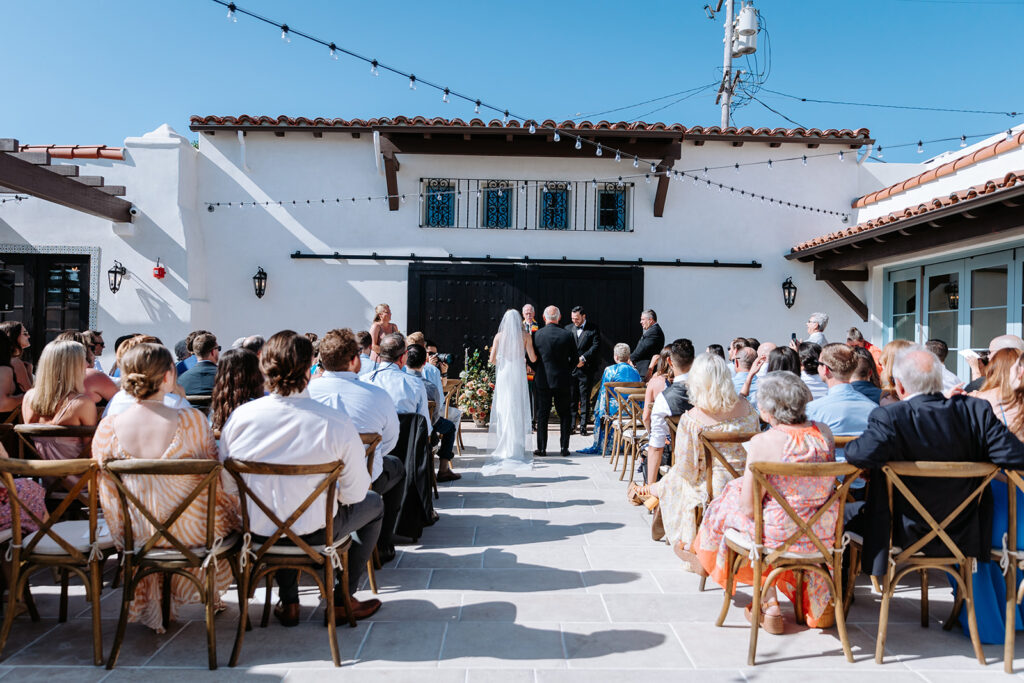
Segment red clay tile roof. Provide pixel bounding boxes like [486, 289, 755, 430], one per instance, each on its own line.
[188, 115, 871, 142]
[791, 169, 1024, 254]
[853, 129, 1024, 209]
[19, 144, 124, 161]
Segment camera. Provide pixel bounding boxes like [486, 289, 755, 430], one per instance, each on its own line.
[434, 353, 452, 364]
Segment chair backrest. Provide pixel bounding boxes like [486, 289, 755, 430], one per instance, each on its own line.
[442, 380, 461, 419]
[1004, 470, 1024, 556]
[750, 460, 863, 564]
[427, 400, 436, 420]
[697, 431, 759, 522]
[833, 435, 860, 448]
[665, 415, 681, 459]
[14, 423, 96, 460]
[882, 461, 998, 564]
[102, 458, 222, 565]
[185, 395, 212, 407]
[0, 457, 99, 562]
[603, 382, 644, 411]
[360, 432, 383, 478]
[224, 458, 344, 564]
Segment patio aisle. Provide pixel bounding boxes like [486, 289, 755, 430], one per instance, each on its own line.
[2, 424, 1023, 680]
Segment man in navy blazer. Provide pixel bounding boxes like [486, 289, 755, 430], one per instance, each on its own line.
[178, 333, 219, 395]
[845, 347, 1024, 576]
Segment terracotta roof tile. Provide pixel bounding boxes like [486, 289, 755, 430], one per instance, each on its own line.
[791, 169, 1024, 253]
[19, 144, 124, 161]
[188, 115, 869, 142]
[852, 130, 1024, 208]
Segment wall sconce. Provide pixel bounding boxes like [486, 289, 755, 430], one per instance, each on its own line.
[153, 258, 166, 280]
[945, 282, 959, 309]
[782, 277, 797, 309]
[108, 260, 126, 293]
[252, 267, 267, 299]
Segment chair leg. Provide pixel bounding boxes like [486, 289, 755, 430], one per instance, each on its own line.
[455, 424, 463, 456]
[944, 585, 965, 631]
[339, 552, 356, 628]
[161, 573, 172, 632]
[90, 561, 104, 666]
[831, 567, 854, 663]
[205, 566, 218, 670]
[431, 468, 439, 500]
[324, 559, 341, 667]
[0, 562, 21, 659]
[260, 573, 273, 628]
[1006, 564, 1018, 674]
[919, 569, 929, 627]
[59, 568, 69, 623]
[874, 572, 893, 665]
[843, 544, 860, 619]
[229, 564, 249, 667]
[963, 567, 986, 666]
[747, 557, 762, 667]
[23, 580, 38, 622]
[372, 547, 382, 571]
[366, 560, 378, 595]
[793, 571, 805, 625]
[716, 549, 737, 627]
[699, 575, 707, 592]
[107, 570, 133, 669]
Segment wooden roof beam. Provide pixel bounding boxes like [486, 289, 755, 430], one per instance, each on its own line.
[653, 157, 675, 218]
[0, 152, 131, 222]
[383, 153, 400, 212]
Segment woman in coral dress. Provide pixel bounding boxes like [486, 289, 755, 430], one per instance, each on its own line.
[93, 342, 239, 632]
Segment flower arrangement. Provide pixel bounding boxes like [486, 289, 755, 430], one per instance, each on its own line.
[458, 348, 496, 426]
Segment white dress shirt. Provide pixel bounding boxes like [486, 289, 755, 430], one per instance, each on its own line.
[362, 363, 432, 434]
[421, 362, 444, 398]
[220, 390, 370, 537]
[648, 392, 673, 449]
[103, 390, 190, 418]
[940, 366, 962, 392]
[308, 370, 400, 481]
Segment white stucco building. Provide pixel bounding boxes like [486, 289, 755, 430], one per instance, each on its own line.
[1, 115, 1020, 376]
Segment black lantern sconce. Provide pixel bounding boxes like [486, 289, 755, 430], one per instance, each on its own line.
[252, 267, 267, 299]
[782, 277, 797, 309]
[945, 282, 959, 309]
[107, 260, 126, 294]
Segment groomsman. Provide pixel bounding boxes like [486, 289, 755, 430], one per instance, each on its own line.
[566, 306, 600, 436]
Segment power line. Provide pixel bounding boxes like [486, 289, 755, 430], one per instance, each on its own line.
[567, 83, 719, 121]
[759, 87, 1020, 117]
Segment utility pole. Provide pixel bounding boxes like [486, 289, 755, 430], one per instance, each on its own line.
[719, 0, 735, 128]
[709, 1, 758, 128]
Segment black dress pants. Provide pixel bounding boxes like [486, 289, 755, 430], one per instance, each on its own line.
[535, 385, 571, 453]
[569, 372, 595, 428]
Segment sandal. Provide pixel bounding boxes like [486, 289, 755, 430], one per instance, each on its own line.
[627, 482, 651, 506]
[744, 597, 784, 635]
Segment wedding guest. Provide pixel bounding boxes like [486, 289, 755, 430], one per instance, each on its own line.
[925, 339, 963, 392]
[629, 353, 759, 553]
[174, 339, 190, 365]
[179, 333, 220, 396]
[850, 345, 882, 404]
[0, 470, 46, 533]
[83, 330, 105, 372]
[642, 339, 694, 485]
[221, 331, 382, 624]
[94, 343, 239, 632]
[209, 348, 264, 432]
[806, 343, 876, 445]
[369, 304, 400, 363]
[879, 339, 914, 405]
[305, 333, 321, 377]
[965, 335, 1024, 392]
[405, 344, 460, 482]
[0, 321, 33, 392]
[577, 343, 642, 454]
[695, 371, 839, 632]
[108, 334, 138, 379]
[22, 340, 97, 463]
[0, 335, 23, 418]
[175, 329, 210, 376]
[733, 347, 759, 406]
[521, 304, 539, 333]
[631, 309, 665, 379]
[406, 332, 444, 398]
[754, 342, 777, 377]
[642, 346, 674, 430]
[847, 327, 882, 373]
[356, 331, 373, 368]
[706, 344, 726, 360]
[766, 346, 800, 375]
[54, 331, 117, 403]
[805, 312, 829, 345]
[240, 335, 265, 356]
[363, 333, 432, 435]
[798, 342, 828, 400]
[425, 340, 448, 378]
[309, 328, 404, 562]
[104, 336, 190, 417]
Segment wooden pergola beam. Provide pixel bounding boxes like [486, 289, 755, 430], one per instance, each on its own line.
[0, 152, 131, 222]
[653, 157, 674, 218]
[383, 154, 400, 212]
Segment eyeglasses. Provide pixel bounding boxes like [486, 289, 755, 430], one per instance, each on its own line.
[817, 361, 833, 372]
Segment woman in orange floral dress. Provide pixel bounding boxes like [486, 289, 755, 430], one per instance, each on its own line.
[93, 343, 239, 632]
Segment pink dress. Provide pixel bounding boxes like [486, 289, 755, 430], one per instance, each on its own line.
[696, 422, 837, 623]
[31, 394, 91, 462]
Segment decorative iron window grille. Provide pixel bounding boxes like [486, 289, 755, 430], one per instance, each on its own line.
[418, 178, 633, 232]
[423, 179, 455, 227]
[481, 180, 512, 229]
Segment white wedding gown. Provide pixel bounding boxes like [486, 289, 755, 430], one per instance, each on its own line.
[482, 310, 534, 474]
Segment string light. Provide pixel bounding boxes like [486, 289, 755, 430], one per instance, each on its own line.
[591, 179, 597, 189]
[801, 155, 807, 166]
[226, 2, 237, 21]
[442, 88, 450, 104]
[370, 60, 379, 76]
[595, 145, 603, 157]
[502, 111, 509, 125]
[649, 162, 657, 173]
[0, 196, 28, 204]
[645, 174, 651, 184]
[767, 159, 773, 169]
[280, 24, 290, 42]
[614, 150, 621, 162]
[734, 163, 740, 174]
[474, 100, 480, 114]
[916, 140, 923, 154]
[1008, 129, 1015, 140]
[574, 137, 582, 150]
[329, 43, 338, 60]
[553, 130, 560, 142]
[876, 145, 884, 159]
[633, 155, 639, 168]
[960, 135, 967, 148]
[528, 121, 536, 134]
[838, 150, 844, 162]
[408, 75, 416, 90]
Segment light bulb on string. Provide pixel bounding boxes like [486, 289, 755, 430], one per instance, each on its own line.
[502, 111, 509, 125]
[575, 137, 582, 150]
[329, 43, 338, 60]
[519, 185, 526, 195]
[734, 163, 740, 174]
[595, 145, 603, 157]
[226, 3, 237, 21]
[616, 177, 623, 189]
[650, 162, 657, 173]
[838, 150, 844, 162]
[960, 135, 967, 148]
[280, 25, 290, 42]
[542, 183, 548, 193]
[614, 150, 621, 162]
[401, 194, 406, 203]
[497, 188, 503, 197]
[442, 88, 450, 104]
[692, 174, 698, 186]
[767, 159, 773, 169]
[876, 145, 884, 159]
[528, 122, 536, 134]
[802, 155, 807, 166]
[408, 75, 417, 90]
[591, 179, 598, 189]
[917, 141, 923, 154]
[645, 174, 651, 184]
[633, 155, 639, 168]
[702, 167, 709, 177]
[474, 100, 480, 114]
[553, 130, 560, 142]
[370, 60, 379, 76]
[1008, 129, 1015, 140]
[418, 194, 423, 203]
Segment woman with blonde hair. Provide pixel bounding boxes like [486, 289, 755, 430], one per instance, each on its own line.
[368, 303, 400, 363]
[879, 339, 913, 405]
[22, 340, 97, 461]
[55, 331, 118, 403]
[93, 343, 239, 632]
[628, 352, 759, 554]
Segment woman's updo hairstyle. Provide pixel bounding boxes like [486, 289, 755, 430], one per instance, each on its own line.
[120, 343, 174, 400]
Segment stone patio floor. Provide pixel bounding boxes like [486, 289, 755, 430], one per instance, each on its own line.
[0, 424, 1020, 680]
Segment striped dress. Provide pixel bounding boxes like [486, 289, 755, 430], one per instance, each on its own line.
[93, 407, 240, 632]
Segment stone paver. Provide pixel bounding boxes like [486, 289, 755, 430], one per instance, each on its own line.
[1, 425, 1020, 680]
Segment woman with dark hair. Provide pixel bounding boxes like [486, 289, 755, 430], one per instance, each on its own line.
[642, 346, 674, 430]
[210, 348, 264, 432]
[706, 344, 726, 360]
[107, 333, 140, 378]
[797, 342, 827, 400]
[0, 334, 23, 416]
[766, 346, 800, 374]
[850, 345, 882, 403]
[0, 321, 33, 392]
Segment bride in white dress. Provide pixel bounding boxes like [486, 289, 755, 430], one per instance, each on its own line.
[482, 309, 538, 474]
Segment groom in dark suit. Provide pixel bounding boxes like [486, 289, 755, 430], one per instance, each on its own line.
[532, 306, 577, 456]
[565, 306, 600, 437]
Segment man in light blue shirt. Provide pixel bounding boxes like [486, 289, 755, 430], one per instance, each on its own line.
[356, 330, 374, 374]
[309, 328, 404, 562]
[806, 343, 876, 471]
[362, 334, 432, 435]
[731, 347, 758, 407]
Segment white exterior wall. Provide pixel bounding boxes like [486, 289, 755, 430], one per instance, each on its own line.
[0, 122, 881, 359]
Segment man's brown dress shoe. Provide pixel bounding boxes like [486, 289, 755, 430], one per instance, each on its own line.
[328, 597, 382, 624]
[274, 602, 301, 627]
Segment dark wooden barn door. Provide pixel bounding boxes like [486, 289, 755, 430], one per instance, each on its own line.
[408, 263, 642, 376]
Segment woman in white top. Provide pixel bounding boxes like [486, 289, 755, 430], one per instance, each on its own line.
[797, 342, 828, 401]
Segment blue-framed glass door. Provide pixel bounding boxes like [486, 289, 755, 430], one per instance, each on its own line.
[923, 259, 963, 375]
[963, 250, 1013, 355]
[885, 265, 921, 345]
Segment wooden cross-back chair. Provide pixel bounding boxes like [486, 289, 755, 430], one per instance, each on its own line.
[102, 458, 241, 670]
[224, 458, 356, 668]
[608, 386, 645, 470]
[867, 461, 998, 667]
[426, 400, 439, 499]
[716, 460, 862, 666]
[0, 458, 115, 665]
[185, 396, 212, 416]
[997, 470, 1024, 673]
[360, 433, 383, 595]
[14, 423, 96, 461]
[664, 415, 680, 465]
[599, 382, 643, 457]
[617, 393, 648, 482]
[441, 379, 464, 456]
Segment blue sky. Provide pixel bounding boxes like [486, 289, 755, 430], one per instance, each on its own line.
[4, 0, 1023, 163]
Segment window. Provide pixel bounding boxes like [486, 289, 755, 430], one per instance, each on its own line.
[596, 184, 628, 231]
[538, 182, 570, 230]
[480, 181, 512, 228]
[423, 179, 455, 227]
[891, 277, 918, 341]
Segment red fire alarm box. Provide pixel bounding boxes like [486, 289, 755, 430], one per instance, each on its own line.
[153, 258, 165, 279]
